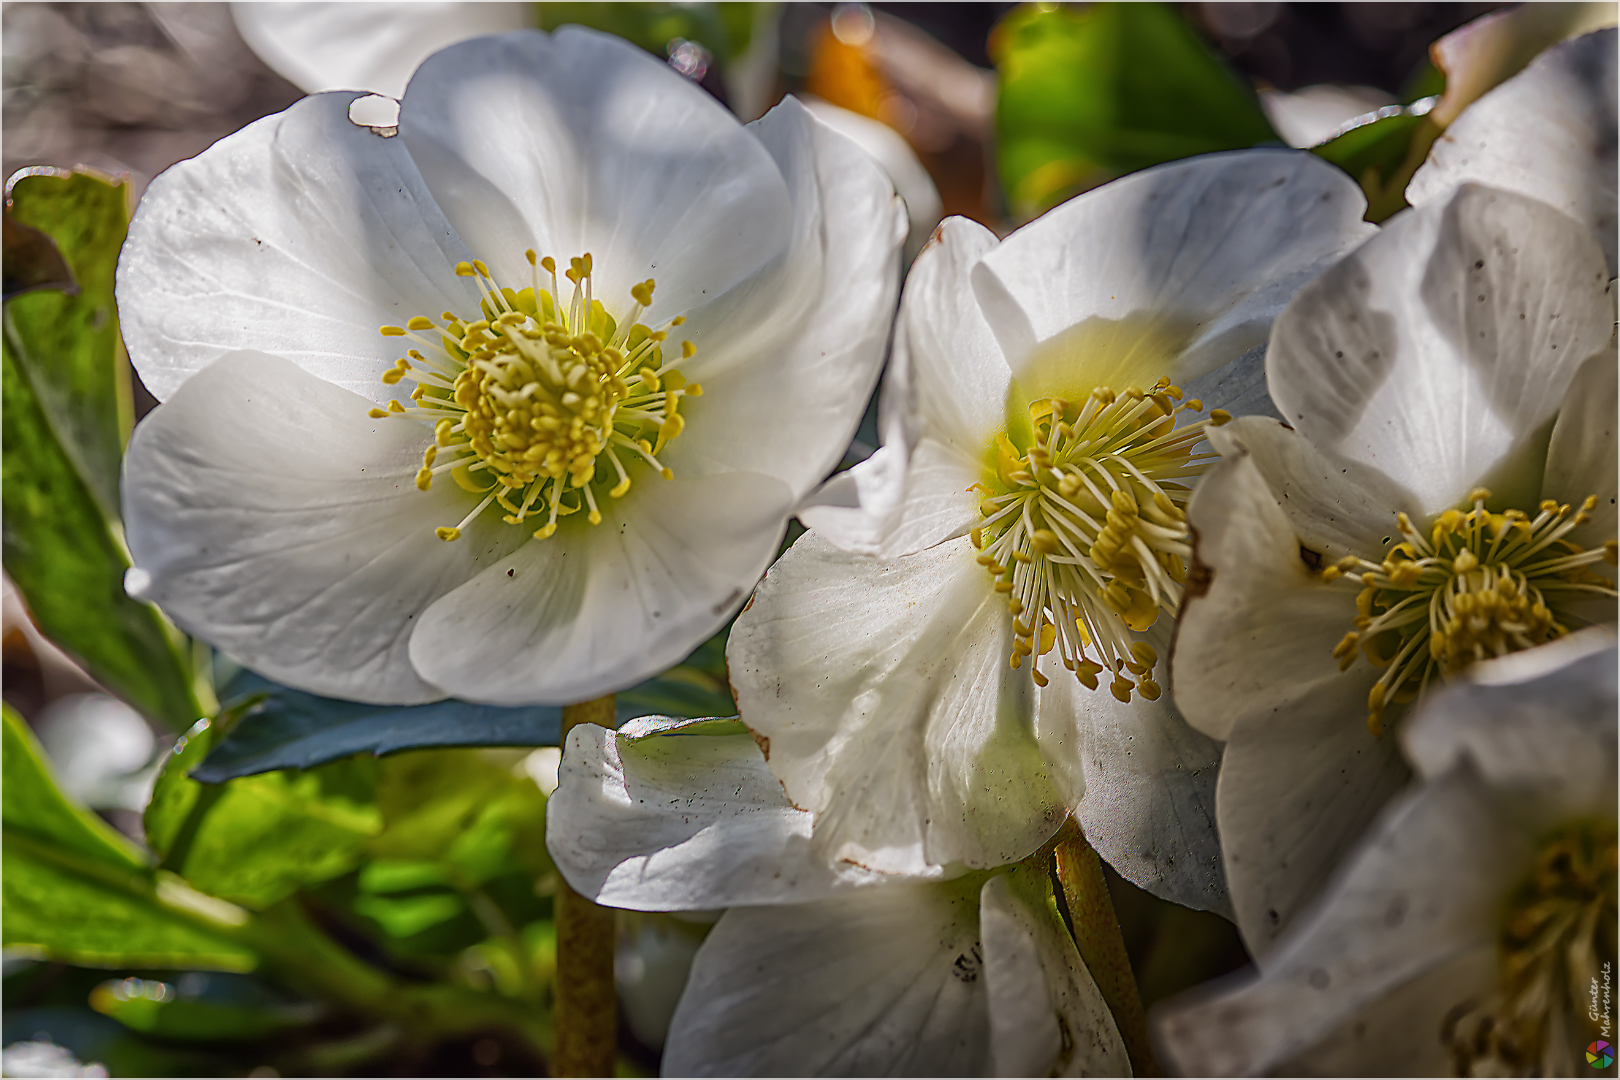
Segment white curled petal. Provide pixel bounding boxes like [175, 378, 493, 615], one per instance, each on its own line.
[801, 98, 943, 257]
[231, 2, 528, 98]
[545, 720, 906, 911]
[1409, 29, 1618, 274]
[729, 532, 1069, 875]
[972, 150, 1374, 395]
[1156, 765, 1525, 1076]
[400, 28, 790, 316]
[1206, 417, 1410, 561]
[1267, 184, 1614, 517]
[410, 471, 792, 705]
[982, 868, 1128, 1078]
[122, 353, 520, 704]
[1173, 443, 1371, 742]
[1543, 347, 1620, 551]
[798, 437, 982, 558]
[664, 97, 906, 501]
[1402, 630, 1617, 821]
[117, 92, 480, 403]
[662, 876, 993, 1077]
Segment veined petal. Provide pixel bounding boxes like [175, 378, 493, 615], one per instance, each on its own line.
[232, 2, 528, 98]
[409, 470, 792, 705]
[1037, 621, 1229, 917]
[662, 875, 994, 1076]
[971, 150, 1374, 398]
[1408, 29, 1618, 274]
[546, 719, 910, 911]
[798, 437, 982, 559]
[399, 28, 791, 320]
[729, 532, 1069, 875]
[1402, 629, 1617, 821]
[1542, 348, 1619, 552]
[664, 97, 907, 501]
[982, 867, 1128, 1078]
[1267, 184, 1614, 517]
[1173, 439, 1372, 742]
[122, 353, 521, 703]
[117, 91, 480, 403]
[1156, 766, 1526, 1075]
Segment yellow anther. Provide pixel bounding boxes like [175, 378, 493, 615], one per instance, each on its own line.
[434, 419, 455, 445]
[379, 325, 407, 336]
[1129, 641, 1158, 669]
[681, 340, 696, 360]
[994, 581, 1014, 594]
[422, 446, 437, 468]
[532, 522, 557, 540]
[1111, 488, 1138, 514]
[454, 261, 475, 277]
[1468, 487, 1492, 504]
[686, 382, 703, 397]
[415, 468, 433, 491]
[1208, 409, 1232, 426]
[1453, 549, 1479, 573]
[1322, 566, 1342, 584]
[1007, 598, 1024, 616]
[1039, 623, 1056, 655]
[631, 279, 656, 306]
[1032, 669, 1050, 688]
[1110, 677, 1134, 704]
[436, 526, 461, 541]
[540, 256, 556, 274]
[1137, 679, 1161, 701]
[388, 400, 405, 413]
[1031, 529, 1060, 555]
[368, 407, 388, 418]
[1184, 398, 1204, 411]
[381, 367, 406, 385]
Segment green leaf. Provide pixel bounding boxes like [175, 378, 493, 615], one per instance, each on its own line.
[1311, 109, 1438, 223]
[3, 214, 76, 300]
[193, 632, 737, 782]
[536, 2, 761, 64]
[5, 169, 132, 514]
[2, 707, 256, 970]
[144, 714, 381, 910]
[89, 977, 321, 1042]
[992, 2, 1280, 218]
[1, 333, 201, 730]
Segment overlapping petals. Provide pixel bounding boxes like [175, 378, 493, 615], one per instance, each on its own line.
[118, 28, 905, 705]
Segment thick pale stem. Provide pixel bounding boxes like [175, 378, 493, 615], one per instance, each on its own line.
[1054, 835, 1160, 1077]
[553, 694, 619, 1077]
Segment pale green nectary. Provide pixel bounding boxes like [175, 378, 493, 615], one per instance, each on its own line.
[116, 28, 906, 707]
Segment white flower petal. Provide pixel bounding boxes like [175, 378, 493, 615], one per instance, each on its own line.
[546, 719, 907, 911]
[410, 471, 792, 705]
[1267, 184, 1614, 517]
[971, 151, 1374, 395]
[797, 217, 1007, 557]
[1543, 347, 1620, 549]
[231, 2, 528, 98]
[1402, 629, 1617, 821]
[729, 532, 1069, 874]
[1173, 441, 1373, 742]
[663, 97, 906, 501]
[1206, 417, 1413, 561]
[122, 353, 521, 703]
[1156, 766, 1522, 1075]
[399, 28, 791, 317]
[117, 92, 481, 403]
[662, 876, 993, 1076]
[981, 869, 1128, 1078]
[1038, 623, 1230, 917]
[1410, 29, 1618, 272]
[801, 98, 943, 258]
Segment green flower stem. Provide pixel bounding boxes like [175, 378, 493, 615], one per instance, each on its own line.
[1054, 834, 1160, 1077]
[553, 694, 619, 1077]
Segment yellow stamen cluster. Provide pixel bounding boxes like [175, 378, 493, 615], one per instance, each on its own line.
[1327, 488, 1618, 735]
[971, 378, 1219, 702]
[1443, 822, 1617, 1076]
[370, 253, 701, 542]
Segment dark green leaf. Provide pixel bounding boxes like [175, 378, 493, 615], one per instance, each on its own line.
[2, 707, 256, 971]
[536, 2, 762, 64]
[5, 169, 132, 514]
[144, 714, 380, 909]
[3, 214, 76, 300]
[992, 2, 1279, 218]
[1311, 108, 1439, 223]
[1, 333, 201, 729]
[193, 632, 737, 781]
[89, 977, 321, 1042]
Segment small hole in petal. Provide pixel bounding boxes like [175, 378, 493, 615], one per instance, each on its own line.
[348, 95, 400, 134]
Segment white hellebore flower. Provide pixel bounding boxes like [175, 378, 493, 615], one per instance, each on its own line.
[1156, 629, 1617, 1078]
[1171, 183, 1618, 958]
[727, 152, 1375, 905]
[546, 717, 1130, 1077]
[116, 29, 906, 705]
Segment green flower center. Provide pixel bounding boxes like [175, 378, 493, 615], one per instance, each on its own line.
[1326, 488, 1618, 735]
[972, 379, 1223, 703]
[372, 253, 700, 541]
[1443, 821, 1617, 1076]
